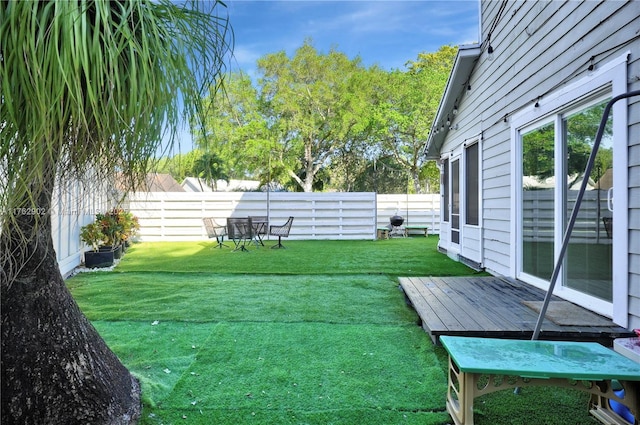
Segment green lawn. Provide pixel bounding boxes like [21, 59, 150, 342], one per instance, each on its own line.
[67, 238, 595, 424]
[113, 238, 476, 276]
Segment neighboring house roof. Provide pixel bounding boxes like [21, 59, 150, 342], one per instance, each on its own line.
[142, 173, 185, 192]
[596, 168, 613, 190]
[182, 177, 213, 192]
[181, 177, 260, 192]
[116, 172, 185, 192]
[424, 44, 481, 159]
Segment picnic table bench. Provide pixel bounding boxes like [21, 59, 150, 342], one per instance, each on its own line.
[404, 225, 429, 237]
[377, 226, 390, 239]
[440, 336, 640, 425]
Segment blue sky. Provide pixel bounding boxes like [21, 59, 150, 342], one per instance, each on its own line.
[225, 0, 480, 75]
[166, 0, 480, 155]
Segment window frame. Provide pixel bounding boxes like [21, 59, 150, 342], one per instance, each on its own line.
[464, 140, 480, 227]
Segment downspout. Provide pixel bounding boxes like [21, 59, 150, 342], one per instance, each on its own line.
[479, 132, 485, 269]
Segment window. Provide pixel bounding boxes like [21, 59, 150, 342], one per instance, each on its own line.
[563, 99, 613, 301]
[442, 159, 449, 222]
[465, 142, 479, 226]
[451, 158, 460, 244]
[521, 121, 555, 281]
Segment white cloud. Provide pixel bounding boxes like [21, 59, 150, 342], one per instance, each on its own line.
[224, 0, 479, 72]
[230, 45, 262, 68]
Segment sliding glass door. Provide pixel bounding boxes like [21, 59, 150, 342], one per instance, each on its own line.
[521, 121, 555, 282]
[563, 100, 613, 301]
[519, 97, 613, 304]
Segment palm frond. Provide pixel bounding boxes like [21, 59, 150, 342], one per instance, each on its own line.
[0, 0, 233, 282]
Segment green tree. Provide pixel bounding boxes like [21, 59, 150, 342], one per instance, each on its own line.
[372, 46, 456, 193]
[0, 1, 230, 423]
[156, 149, 207, 183]
[522, 122, 555, 181]
[192, 152, 229, 190]
[198, 72, 272, 182]
[258, 39, 373, 192]
[198, 43, 455, 193]
[347, 156, 412, 194]
[522, 100, 613, 187]
[566, 100, 613, 183]
[419, 160, 441, 194]
[406, 45, 458, 73]
[328, 143, 372, 192]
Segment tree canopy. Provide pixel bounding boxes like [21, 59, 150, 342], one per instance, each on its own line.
[193, 41, 456, 193]
[370, 46, 456, 193]
[258, 40, 375, 192]
[522, 99, 613, 186]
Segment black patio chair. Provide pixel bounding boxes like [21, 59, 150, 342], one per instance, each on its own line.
[269, 216, 293, 249]
[227, 217, 253, 252]
[603, 216, 613, 238]
[203, 217, 228, 248]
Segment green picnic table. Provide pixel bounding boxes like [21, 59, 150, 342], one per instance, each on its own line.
[404, 225, 429, 237]
[376, 226, 389, 239]
[440, 335, 640, 425]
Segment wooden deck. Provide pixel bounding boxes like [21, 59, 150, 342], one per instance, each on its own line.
[398, 275, 634, 345]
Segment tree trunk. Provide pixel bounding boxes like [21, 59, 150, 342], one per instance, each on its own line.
[303, 173, 314, 192]
[1, 179, 140, 424]
[411, 169, 422, 194]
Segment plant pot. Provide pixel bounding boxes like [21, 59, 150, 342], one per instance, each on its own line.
[100, 244, 123, 259]
[84, 250, 114, 268]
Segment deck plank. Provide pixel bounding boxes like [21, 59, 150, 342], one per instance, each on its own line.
[399, 276, 634, 345]
[404, 277, 466, 331]
[398, 277, 447, 333]
[414, 278, 470, 330]
[444, 276, 540, 331]
[425, 277, 503, 331]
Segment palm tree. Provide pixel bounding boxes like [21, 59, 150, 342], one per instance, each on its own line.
[193, 152, 230, 190]
[0, 1, 231, 423]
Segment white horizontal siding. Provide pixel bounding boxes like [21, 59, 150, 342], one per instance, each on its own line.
[629, 47, 640, 327]
[445, 1, 639, 281]
[126, 192, 441, 242]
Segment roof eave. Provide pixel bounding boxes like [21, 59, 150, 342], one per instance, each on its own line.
[424, 44, 481, 159]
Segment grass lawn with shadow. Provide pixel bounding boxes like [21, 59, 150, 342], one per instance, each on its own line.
[68, 238, 596, 424]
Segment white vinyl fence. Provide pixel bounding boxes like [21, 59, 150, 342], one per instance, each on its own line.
[376, 194, 440, 231]
[127, 192, 441, 242]
[47, 189, 439, 274]
[523, 189, 612, 243]
[53, 186, 609, 273]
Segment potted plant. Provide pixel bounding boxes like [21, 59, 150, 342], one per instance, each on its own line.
[97, 210, 124, 259]
[80, 222, 114, 268]
[119, 210, 140, 249]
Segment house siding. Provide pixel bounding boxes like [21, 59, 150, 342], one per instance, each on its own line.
[439, 0, 640, 327]
[51, 174, 113, 276]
